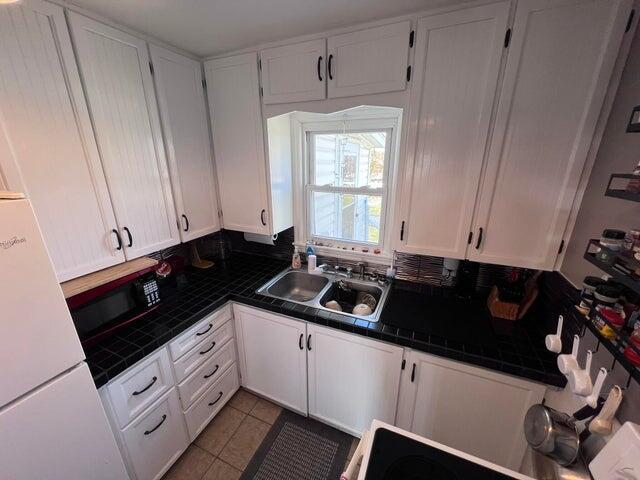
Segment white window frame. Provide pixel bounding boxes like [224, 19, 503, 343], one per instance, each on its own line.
[298, 115, 400, 257]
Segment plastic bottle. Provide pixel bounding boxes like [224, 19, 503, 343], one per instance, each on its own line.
[292, 246, 302, 269]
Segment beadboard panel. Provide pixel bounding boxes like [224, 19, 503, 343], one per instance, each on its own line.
[149, 44, 220, 242]
[399, 3, 509, 259]
[68, 12, 179, 259]
[0, 0, 123, 281]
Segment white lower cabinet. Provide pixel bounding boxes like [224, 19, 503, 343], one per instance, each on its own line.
[234, 305, 308, 414]
[172, 320, 235, 382]
[105, 348, 174, 429]
[178, 339, 237, 410]
[184, 363, 240, 441]
[100, 305, 240, 480]
[396, 350, 546, 471]
[121, 388, 188, 480]
[307, 324, 403, 436]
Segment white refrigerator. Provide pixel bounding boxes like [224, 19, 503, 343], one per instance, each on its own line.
[0, 194, 128, 479]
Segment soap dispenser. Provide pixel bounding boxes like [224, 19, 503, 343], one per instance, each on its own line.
[292, 246, 302, 269]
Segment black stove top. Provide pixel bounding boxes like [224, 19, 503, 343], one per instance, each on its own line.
[364, 428, 519, 480]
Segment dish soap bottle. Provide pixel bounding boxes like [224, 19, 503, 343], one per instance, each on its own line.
[291, 246, 302, 269]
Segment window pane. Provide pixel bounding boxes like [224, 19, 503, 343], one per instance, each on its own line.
[312, 132, 386, 188]
[311, 192, 382, 244]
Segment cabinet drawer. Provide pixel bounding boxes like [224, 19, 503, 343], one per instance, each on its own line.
[173, 320, 234, 382]
[178, 339, 236, 410]
[106, 348, 173, 428]
[184, 363, 240, 441]
[121, 388, 189, 480]
[169, 305, 232, 361]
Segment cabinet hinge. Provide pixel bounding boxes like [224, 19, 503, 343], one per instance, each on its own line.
[504, 28, 512, 48]
[149, 61, 154, 75]
[625, 9, 635, 33]
[409, 30, 415, 48]
[558, 239, 565, 255]
[406, 65, 412, 82]
[202, 78, 207, 89]
[467, 231, 473, 245]
[401, 359, 406, 370]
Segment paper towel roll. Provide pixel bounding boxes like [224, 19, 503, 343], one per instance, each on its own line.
[243, 232, 278, 245]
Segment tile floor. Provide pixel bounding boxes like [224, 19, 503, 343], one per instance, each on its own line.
[162, 388, 359, 480]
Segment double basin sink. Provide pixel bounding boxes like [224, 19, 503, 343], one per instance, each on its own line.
[256, 268, 390, 322]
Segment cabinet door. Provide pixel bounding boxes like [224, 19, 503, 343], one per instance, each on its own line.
[233, 305, 307, 414]
[396, 3, 509, 258]
[205, 53, 270, 234]
[260, 39, 326, 104]
[468, 0, 631, 270]
[307, 324, 403, 437]
[0, 0, 123, 281]
[68, 13, 180, 259]
[327, 21, 411, 98]
[149, 45, 220, 242]
[396, 351, 546, 470]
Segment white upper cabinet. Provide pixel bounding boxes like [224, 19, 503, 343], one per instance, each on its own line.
[260, 39, 327, 104]
[0, 0, 124, 282]
[205, 53, 276, 235]
[468, 0, 632, 269]
[68, 13, 180, 259]
[327, 21, 412, 98]
[396, 3, 509, 259]
[149, 45, 220, 242]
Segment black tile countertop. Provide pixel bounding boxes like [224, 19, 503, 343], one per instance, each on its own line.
[84, 254, 565, 389]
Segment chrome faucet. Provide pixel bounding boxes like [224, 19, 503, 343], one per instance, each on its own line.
[356, 262, 366, 280]
[334, 265, 353, 278]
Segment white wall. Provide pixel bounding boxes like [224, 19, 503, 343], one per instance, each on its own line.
[561, 25, 640, 285]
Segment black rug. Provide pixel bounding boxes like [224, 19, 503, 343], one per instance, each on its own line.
[240, 409, 354, 480]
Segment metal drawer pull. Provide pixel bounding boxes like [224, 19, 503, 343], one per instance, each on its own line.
[132, 376, 157, 396]
[307, 334, 312, 351]
[208, 391, 223, 407]
[204, 365, 220, 379]
[181, 214, 190, 232]
[123, 226, 133, 247]
[196, 323, 213, 336]
[112, 229, 122, 250]
[143, 414, 167, 435]
[411, 363, 416, 383]
[199, 341, 216, 355]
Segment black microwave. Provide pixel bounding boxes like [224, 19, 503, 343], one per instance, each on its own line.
[67, 257, 182, 348]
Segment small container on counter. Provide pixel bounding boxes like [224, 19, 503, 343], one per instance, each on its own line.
[593, 283, 622, 311]
[593, 307, 625, 341]
[578, 276, 605, 314]
[624, 326, 640, 366]
[624, 229, 640, 251]
[600, 229, 625, 251]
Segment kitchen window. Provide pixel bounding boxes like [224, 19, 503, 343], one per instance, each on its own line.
[306, 127, 392, 248]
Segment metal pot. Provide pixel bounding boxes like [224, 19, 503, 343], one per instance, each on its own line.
[524, 404, 580, 466]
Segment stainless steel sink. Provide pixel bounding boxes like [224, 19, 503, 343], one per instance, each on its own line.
[256, 268, 390, 322]
[265, 271, 329, 302]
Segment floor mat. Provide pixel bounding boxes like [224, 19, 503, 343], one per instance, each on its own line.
[240, 409, 354, 480]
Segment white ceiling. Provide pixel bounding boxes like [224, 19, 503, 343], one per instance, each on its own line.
[68, 0, 473, 57]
